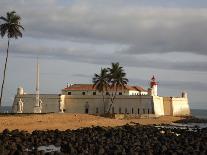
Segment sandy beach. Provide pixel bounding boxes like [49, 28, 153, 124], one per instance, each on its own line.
[0, 114, 183, 132]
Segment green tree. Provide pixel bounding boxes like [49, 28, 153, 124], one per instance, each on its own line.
[107, 62, 128, 113]
[0, 11, 24, 107]
[92, 68, 109, 114]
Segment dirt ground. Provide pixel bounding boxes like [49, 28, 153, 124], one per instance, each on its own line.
[0, 114, 183, 132]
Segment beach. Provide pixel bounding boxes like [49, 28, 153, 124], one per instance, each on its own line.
[0, 113, 183, 132]
[0, 114, 206, 154]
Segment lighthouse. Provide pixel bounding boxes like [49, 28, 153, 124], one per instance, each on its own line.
[150, 75, 158, 96]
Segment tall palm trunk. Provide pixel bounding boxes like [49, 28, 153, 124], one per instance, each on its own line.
[102, 91, 105, 114]
[0, 39, 10, 107]
[107, 86, 118, 113]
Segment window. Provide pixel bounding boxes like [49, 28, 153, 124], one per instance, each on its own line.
[119, 92, 122, 95]
[148, 109, 150, 114]
[96, 107, 99, 113]
[106, 92, 109, 95]
[143, 109, 145, 114]
[138, 108, 139, 114]
[93, 92, 96, 95]
[132, 108, 134, 114]
[68, 92, 71, 95]
[82, 92, 85, 95]
[125, 108, 127, 114]
[112, 107, 115, 114]
[85, 108, 89, 114]
[119, 107, 121, 114]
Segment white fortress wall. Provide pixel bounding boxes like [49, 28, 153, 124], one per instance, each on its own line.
[12, 94, 60, 113]
[64, 95, 106, 114]
[171, 97, 190, 116]
[111, 95, 153, 114]
[63, 95, 154, 115]
[152, 96, 165, 116]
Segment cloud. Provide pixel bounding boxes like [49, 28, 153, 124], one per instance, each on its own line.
[1, 0, 207, 56]
[129, 78, 207, 92]
[1, 0, 207, 72]
[1, 40, 207, 72]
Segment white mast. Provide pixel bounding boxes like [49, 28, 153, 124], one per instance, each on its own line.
[34, 58, 42, 113]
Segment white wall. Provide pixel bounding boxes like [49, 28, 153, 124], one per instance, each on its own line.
[63, 95, 154, 115]
[12, 94, 60, 113]
[171, 97, 190, 116]
[152, 96, 165, 116]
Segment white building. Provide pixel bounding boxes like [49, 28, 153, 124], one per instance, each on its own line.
[12, 76, 190, 117]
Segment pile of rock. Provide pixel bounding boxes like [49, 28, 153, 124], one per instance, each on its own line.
[0, 124, 206, 154]
[175, 116, 207, 123]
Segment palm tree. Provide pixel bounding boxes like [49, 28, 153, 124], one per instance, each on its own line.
[0, 11, 24, 107]
[107, 62, 128, 112]
[93, 68, 109, 114]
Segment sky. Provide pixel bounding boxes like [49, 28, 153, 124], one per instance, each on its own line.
[0, 0, 207, 109]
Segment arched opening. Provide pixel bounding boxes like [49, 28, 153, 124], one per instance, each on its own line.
[112, 107, 115, 114]
[125, 108, 127, 114]
[119, 107, 121, 114]
[85, 102, 89, 114]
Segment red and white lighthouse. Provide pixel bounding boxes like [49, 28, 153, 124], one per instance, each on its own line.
[150, 75, 158, 96]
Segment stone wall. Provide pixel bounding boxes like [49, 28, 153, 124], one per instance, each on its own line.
[152, 96, 165, 116]
[12, 94, 60, 113]
[171, 97, 190, 116]
[163, 97, 173, 116]
[63, 95, 155, 115]
[12, 93, 190, 117]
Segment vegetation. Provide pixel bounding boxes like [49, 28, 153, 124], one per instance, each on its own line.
[92, 68, 109, 114]
[92, 62, 128, 113]
[0, 11, 24, 107]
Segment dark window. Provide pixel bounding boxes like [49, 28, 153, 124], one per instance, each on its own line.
[132, 108, 134, 114]
[119, 107, 121, 114]
[143, 109, 145, 114]
[68, 92, 71, 95]
[119, 92, 122, 95]
[138, 108, 139, 114]
[125, 108, 127, 114]
[85, 108, 89, 114]
[112, 107, 115, 114]
[148, 109, 150, 114]
[106, 92, 109, 95]
[93, 92, 96, 95]
[82, 92, 85, 95]
[96, 107, 99, 113]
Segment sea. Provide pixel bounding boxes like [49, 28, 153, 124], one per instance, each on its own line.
[0, 106, 206, 118]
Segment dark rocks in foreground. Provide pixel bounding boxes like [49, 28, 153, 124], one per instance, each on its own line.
[174, 116, 207, 123]
[0, 124, 206, 155]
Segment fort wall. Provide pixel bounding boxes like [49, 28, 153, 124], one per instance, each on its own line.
[12, 94, 59, 113]
[171, 97, 190, 116]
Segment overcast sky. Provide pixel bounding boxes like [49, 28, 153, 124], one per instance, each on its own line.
[0, 0, 207, 109]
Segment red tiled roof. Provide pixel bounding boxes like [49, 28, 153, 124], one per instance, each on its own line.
[63, 84, 147, 92]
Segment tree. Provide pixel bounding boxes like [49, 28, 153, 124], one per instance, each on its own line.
[107, 62, 128, 113]
[92, 68, 109, 114]
[0, 11, 24, 107]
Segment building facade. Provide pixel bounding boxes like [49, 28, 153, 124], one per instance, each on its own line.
[12, 76, 190, 117]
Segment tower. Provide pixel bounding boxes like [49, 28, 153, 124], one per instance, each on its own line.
[150, 75, 158, 96]
[33, 59, 42, 113]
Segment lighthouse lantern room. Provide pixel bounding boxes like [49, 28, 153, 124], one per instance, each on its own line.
[150, 75, 158, 96]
